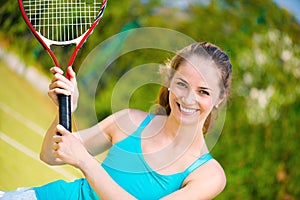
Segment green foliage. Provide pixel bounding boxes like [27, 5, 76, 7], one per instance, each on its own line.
[1, 0, 300, 198]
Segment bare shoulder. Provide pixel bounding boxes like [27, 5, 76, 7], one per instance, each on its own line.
[103, 109, 149, 143]
[183, 158, 226, 199]
[113, 108, 149, 128]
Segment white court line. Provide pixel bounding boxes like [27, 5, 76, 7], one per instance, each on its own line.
[0, 101, 45, 137]
[0, 102, 79, 181]
[0, 131, 78, 181]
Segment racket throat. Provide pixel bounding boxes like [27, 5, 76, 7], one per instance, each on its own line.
[52, 44, 76, 69]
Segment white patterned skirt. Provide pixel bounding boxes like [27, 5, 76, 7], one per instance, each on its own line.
[0, 188, 37, 200]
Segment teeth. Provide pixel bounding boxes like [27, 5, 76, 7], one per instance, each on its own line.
[180, 105, 197, 113]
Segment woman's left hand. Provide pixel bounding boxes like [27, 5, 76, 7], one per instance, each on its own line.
[53, 125, 92, 169]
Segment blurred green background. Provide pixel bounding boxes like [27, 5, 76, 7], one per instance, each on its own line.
[1, 0, 300, 199]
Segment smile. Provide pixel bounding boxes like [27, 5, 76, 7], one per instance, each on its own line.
[177, 103, 199, 114]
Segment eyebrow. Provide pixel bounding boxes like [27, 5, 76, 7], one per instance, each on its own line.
[176, 78, 212, 91]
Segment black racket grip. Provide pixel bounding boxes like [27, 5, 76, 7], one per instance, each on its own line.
[58, 94, 72, 133]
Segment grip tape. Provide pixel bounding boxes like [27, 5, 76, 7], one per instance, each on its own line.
[58, 94, 72, 133]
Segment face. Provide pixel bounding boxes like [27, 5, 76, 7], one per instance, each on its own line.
[168, 56, 222, 126]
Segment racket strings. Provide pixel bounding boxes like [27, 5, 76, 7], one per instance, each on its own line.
[22, 0, 103, 42]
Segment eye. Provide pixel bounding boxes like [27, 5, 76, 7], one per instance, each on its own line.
[199, 90, 210, 96]
[176, 81, 187, 88]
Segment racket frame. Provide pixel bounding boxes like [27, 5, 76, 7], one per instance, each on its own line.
[18, 0, 107, 132]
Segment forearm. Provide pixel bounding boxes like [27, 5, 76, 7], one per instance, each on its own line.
[42, 66, 79, 165]
[80, 155, 136, 200]
[40, 115, 64, 165]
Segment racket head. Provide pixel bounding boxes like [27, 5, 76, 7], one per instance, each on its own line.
[18, 0, 107, 132]
[18, 0, 107, 67]
[18, 0, 107, 44]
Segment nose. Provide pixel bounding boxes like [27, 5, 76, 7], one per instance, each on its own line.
[182, 89, 196, 105]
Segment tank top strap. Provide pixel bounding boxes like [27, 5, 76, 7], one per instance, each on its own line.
[183, 153, 213, 176]
[133, 113, 156, 136]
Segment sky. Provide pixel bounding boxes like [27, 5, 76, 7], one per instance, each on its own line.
[273, 0, 300, 23]
[162, 0, 300, 24]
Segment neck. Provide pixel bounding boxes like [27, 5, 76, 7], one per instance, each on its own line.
[162, 115, 206, 151]
[165, 114, 204, 135]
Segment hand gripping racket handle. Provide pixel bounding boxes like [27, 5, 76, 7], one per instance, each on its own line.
[58, 94, 72, 133]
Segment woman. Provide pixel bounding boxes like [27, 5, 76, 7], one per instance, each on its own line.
[2, 42, 232, 199]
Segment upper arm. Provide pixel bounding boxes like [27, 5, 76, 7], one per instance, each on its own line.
[76, 109, 148, 156]
[161, 159, 226, 200]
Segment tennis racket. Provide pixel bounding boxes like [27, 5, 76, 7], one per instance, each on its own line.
[18, 0, 107, 132]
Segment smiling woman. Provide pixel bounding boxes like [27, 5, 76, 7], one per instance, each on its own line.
[2, 42, 233, 200]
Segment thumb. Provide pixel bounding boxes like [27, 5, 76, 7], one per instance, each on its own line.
[56, 124, 69, 136]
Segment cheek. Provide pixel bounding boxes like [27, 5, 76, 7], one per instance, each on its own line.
[170, 84, 186, 96]
[168, 92, 178, 105]
[197, 96, 214, 111]
[169, 87, 186, 101]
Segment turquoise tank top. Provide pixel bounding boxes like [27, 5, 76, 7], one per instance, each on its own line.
[34, 114, 212, 200]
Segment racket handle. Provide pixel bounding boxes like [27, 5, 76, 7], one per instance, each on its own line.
[58, 94, 72, 133]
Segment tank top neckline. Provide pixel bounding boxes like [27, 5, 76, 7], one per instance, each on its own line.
[134, 113, 212, 178]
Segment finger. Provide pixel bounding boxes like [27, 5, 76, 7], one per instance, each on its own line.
[48, 88, 71, 96]
[50, 66, 64, 75]
[53, 135, 62, 143]
[52, 149, 66, 164]
[53, 142, 59, 151]
[50, 74, 67, 90]
[49, 80, 72, 92]
[53, 150, 63, 161]
[56, 124, 69, 136]
[53, 73, 74, 91]
[53, 73, 71, 85]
